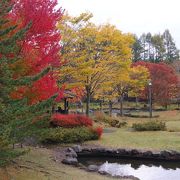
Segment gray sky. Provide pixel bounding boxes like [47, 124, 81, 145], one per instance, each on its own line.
[59, 0, 180, 48]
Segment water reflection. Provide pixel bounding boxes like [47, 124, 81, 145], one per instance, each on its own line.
[78, 157, 180, 180]
[99, 162, 180, 180]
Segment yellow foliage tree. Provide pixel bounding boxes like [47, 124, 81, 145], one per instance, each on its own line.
[113, 64, 149, 116]
[58, 12, 134, 115]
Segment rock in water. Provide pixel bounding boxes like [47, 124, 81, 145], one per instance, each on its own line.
[87, 165, 99, 172]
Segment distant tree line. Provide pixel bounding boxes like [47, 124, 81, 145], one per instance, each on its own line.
[132, 29, 180, 63]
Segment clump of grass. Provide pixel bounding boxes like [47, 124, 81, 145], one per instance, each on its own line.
[0, 149, 26, 167]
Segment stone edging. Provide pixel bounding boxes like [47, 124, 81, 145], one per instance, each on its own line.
[75, 146, 180, 161]
[61, 145, 180, 180]
[62, 145, 139, 180]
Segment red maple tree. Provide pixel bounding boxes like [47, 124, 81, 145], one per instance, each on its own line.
[9, 0, 63, 104]
[133, 61, 178, 106]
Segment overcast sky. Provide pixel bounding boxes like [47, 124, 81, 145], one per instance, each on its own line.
[59, 0, 180, 48]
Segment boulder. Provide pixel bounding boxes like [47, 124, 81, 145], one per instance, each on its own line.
[72, 145, 82, 153]
[117, 148, 128, 155]
[66, 148, 77, 158]
[87, 165, 99, 172]
[143, 151, 153, 158]
[66, 152, 77, 158]
[160, 150, 172, 159]
[98, 170, 108, 175]
[131, 149, 140, 156]
[62, 157, 78, 165]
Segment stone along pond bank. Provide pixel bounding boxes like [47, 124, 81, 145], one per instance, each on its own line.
[61, 145, 180, 180]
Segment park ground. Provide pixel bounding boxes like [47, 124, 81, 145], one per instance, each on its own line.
[1, 109, 180, 180]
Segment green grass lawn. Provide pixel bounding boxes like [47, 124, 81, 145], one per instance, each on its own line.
[88, 110, 180, 151]
[0, 147, 129, 180]
[89, 128, 180, 151]
[166, 121, 180, 132]
[1, 110, 180, 180]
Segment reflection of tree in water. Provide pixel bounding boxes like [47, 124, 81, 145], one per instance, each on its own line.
[78, 157, 180, 170]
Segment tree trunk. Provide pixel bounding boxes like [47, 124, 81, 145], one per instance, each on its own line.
[120, 95, 123, 116]
[164, 104, 168, 110]
[82, 104, 84, 113]
[86, 86, 90, 116]
[136, 97, 138, 109]
[64, 98, 67, 112]
[100, 100, 102, 112]
[51, 106, 55, 114]
[109, 100, 112, 117]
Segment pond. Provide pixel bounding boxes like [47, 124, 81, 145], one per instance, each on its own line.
[78, 157, 180, 180]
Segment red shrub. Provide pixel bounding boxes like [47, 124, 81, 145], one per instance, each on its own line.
[94, 127, 103, 138]
[90, 126, 103, 139]
[51, 114, 93, 128]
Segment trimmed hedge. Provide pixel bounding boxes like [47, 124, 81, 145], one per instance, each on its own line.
[50, 114, 93, 128]
[132, 121, 166, 131]
[42, 127, 102, 143]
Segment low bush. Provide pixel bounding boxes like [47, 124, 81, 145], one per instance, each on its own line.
[94, 111, 127, 128]
[42, 126, 102, 143]
[90, 127, 103, 138]
[110, 120, 127, 128]
[110, 119, 119, 127]
[132, 121, 166, 131]
[93, 111, 111, 124]
[50, 114, 93, 128]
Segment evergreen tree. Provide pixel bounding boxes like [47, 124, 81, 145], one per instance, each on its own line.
[151, 34, 165, 62]
[139, 33, 148, 61]
[132, 35, 143, 62]
[145, 33, 152, 61]
[133, 30, 180, 63]
[0, 0, 56, 165]
[163, 29, 179, 62]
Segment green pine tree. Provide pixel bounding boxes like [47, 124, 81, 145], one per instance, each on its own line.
[0, 0, 56, 166]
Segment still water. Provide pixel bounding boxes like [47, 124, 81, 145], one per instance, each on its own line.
[78, 157, 180, 180]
